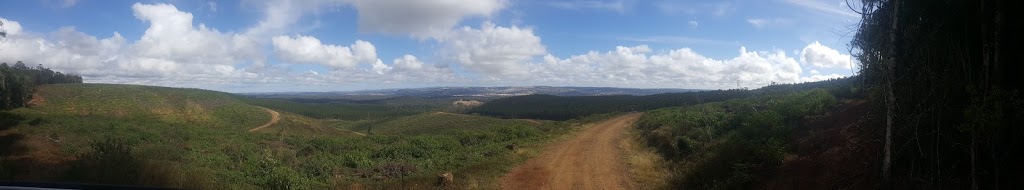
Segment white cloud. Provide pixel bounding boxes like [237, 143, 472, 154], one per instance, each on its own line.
[131, 3, 259, 67]
[655, 1, 734, 16]
[2, 2, 856, 92]
[435, 22, 546, 78]
[347, 0, 506, 37]
[783, 0, 859, 18]
[245, 0, 343, 39]
[619, 36, 737, 46]
[370, 59, 391, 74]
[524, 44, 835, 89]
[801, 73, 845, 82]
[364, 54, 456, 81]
[1, 4, 262, 83]
[392, 55, 425, 71]
[0, 18, 23, 36]
[688, 20, 699, 28]
[271, 35, 378, 69]
[746, 18, 793, 28]
[547, 0, 627, 13]
[800, 41, 853, 69]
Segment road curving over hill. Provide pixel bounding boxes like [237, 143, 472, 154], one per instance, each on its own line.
[247, 107, 281, 132]
[500, 112, 643, 190]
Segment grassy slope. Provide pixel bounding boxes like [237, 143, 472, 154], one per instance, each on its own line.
[2, 84, 349, 189]
[25, 83, 268, 128]
[2, 83, 599, 189]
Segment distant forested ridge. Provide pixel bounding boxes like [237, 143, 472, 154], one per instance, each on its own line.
[470, 76, 860, 120]
[0, 61, 83, 109]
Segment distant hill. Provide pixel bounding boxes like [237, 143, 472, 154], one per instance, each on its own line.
[244, 86, 699, 98]
[470, 77, 861, 120]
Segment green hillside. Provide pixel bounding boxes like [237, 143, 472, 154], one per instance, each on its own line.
[24, 83, 268, 128]
[1, 84, 302, 189]
[1, 83, 590, 189]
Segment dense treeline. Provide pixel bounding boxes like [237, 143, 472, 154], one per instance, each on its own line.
[0, 61, 83, 109]
[853, 0, 1023, 188]
[471, 76, 859, 120]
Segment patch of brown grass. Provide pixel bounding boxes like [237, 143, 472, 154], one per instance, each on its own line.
[620, 129, 671, 189]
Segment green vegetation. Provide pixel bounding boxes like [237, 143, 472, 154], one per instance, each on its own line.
[243, 98, 419, 121]
[0, 61, 83, 109]
[636, 89, 840, 189]
[339, 112, 542, 135]
[1, 83, 607, 189]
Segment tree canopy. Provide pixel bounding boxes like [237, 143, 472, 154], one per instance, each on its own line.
[0, 61, 83, 109]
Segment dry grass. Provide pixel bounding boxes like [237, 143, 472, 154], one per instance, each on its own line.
[619, 129, 671, 189]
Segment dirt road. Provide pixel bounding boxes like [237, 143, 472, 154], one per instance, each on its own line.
[500, 113, 643, 190]
[247, 107, 281, 132]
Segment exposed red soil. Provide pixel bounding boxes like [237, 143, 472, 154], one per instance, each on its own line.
[499, 113, 641, 190]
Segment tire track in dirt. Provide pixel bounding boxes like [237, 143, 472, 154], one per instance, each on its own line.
[500, 113, 643, 190]
[247, 107, 280, 132]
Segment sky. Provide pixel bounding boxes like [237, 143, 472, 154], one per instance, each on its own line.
[0, 0, 862, 93]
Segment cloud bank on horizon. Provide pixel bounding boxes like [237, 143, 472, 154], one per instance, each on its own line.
[0, 0, 861, 92]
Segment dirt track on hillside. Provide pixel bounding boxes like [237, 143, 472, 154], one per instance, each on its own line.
[247, 107, 280, 132]
[500, 113, 642, 190]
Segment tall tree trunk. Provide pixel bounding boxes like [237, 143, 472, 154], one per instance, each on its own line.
[883, 0, 900, 184]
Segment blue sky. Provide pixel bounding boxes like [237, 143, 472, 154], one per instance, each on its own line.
[0, 0, 861, 92]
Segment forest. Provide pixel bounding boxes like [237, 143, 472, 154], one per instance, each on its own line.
[0, 61, 83, 110]
[852, 0, 1022, 188]
[470, 76, 858, 120]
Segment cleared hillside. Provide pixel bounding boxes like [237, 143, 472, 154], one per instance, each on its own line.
[2, 83, 601, 189]
[25, 83, 269, 128]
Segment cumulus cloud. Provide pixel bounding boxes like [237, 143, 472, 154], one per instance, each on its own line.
[528, 45, 804, 89]
[0, 3, 261, 83]
[385, 55, 456, 81]
[0, 18, 22, 36]
[347, 0, 506, 37]
[131, 3, 260, 67]
[1, 2, 857, 92]
[801, 41, 853, 69]
[435, 22, 546, 78]
[244, 0, 348, 40]
[801, 73, 845, 82]
[271, 35, 378, 69]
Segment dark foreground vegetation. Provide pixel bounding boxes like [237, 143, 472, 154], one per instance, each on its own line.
[852, 0, 1024, 188]
[635, 81, 857, 189]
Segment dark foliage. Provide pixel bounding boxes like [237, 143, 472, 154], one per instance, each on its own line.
[852, 0, 1024, 188]
[0, 61, 83, 110]
[636, 89, 839, 189]
[471, 76, 859, 120]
